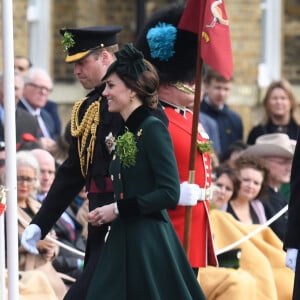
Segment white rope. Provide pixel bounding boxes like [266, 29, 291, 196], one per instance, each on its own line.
[45, 235, 85, 258]
[18, 204, 289, 259]
[18, 215, 85, 258]
[215, 204, 288, 255]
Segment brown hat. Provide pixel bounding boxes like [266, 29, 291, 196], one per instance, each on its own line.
[242, 133, 294, 158]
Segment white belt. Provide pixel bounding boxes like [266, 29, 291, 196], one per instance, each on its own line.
[198, 187, 212, 201]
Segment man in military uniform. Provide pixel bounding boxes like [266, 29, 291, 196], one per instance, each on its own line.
[135, 4, 217, 275]
[21, 26, 123, 299]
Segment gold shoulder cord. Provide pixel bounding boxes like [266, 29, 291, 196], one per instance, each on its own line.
[71, 96, 101, 177]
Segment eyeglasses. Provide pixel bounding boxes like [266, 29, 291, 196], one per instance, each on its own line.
[17, 176, 36, 183]
[0, 159, 5, 167]
[26, 82, 52, 94]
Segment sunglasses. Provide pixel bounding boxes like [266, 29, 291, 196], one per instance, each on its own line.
[0, 159, 4, 167]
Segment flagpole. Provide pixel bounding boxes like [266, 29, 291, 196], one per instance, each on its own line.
[0, 214, 5, 299]
[2, 0, 19, 299]
[183, 47, 203, 254]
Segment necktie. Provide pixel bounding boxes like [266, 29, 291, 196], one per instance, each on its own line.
[0, 106, 5, 125]
[65, 220, 76, 241]
[37, 193, 47, 203]
[34, 112, 50, 138]
[60, 212, 76, 241]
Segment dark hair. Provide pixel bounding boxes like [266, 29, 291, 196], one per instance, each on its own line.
[233, 155, 269, 200]
[214, 163, 240, 200]
[204, 66, 233, 84]
[119, 59, 159, 109]
[92, 44, 119, 59]
[220, 140, 248, 163]
[15, 55, 33, 68]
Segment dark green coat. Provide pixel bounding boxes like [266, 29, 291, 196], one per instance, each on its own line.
[87, 106, 206, 300]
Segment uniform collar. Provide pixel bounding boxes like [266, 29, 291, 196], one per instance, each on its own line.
[160, 99, 192, 117]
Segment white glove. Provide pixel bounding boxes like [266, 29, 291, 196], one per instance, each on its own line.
[178, 181, 200, 206]
[21, 224, 41, 255]
[285, 248, 298, 272]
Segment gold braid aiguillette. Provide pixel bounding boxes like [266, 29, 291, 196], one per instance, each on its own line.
[71, 96, 100, 177]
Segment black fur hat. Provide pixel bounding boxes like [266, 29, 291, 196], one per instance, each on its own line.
[135, 4, 198, 84]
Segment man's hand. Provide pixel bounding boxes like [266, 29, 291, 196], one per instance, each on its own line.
[38, 239, 57, 261]
[286, 248, 298, 272]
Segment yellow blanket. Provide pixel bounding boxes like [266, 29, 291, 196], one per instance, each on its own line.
[199, 210, 294, 300]
[5, 269, 59, 300]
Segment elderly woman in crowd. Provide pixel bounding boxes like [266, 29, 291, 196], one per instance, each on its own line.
[242, 133, 294, 240]
[16, 150, 66, 299]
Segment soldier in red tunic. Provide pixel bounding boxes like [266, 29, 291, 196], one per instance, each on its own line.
[135, 3, 217, 275]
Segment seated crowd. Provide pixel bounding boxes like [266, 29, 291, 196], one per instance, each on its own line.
[1, 129, 295, 299]
[1, 55, 298, 299]
[2, 133, 88, 299]
[200, 132, 295, 300]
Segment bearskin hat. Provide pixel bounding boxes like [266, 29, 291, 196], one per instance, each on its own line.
[135, 3, 198, 84]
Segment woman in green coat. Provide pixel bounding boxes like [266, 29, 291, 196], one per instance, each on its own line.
[86, 44, 206, 299]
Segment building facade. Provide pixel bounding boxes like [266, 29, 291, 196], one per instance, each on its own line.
[1, 0, 300, 137]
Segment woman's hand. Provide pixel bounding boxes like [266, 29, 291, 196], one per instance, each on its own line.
[88, 203, 118, 227]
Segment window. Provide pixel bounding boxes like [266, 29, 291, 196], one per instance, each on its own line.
[27, 0, 51, 72]
[258, 0, 282, 87]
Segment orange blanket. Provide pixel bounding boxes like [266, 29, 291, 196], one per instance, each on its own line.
[198, 210, 294, 300]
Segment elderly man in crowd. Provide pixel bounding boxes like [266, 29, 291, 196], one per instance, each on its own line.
[242, 133, 294, 241]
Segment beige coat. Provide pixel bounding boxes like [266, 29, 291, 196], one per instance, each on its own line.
[75, 199, 88, 240]
[17, 198, 67, 299]
[5, 269, 57, 300]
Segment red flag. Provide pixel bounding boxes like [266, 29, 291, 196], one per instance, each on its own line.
[178, 0, 233, 80]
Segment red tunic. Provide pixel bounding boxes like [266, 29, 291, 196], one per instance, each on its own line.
[165, 107, 217, 268]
